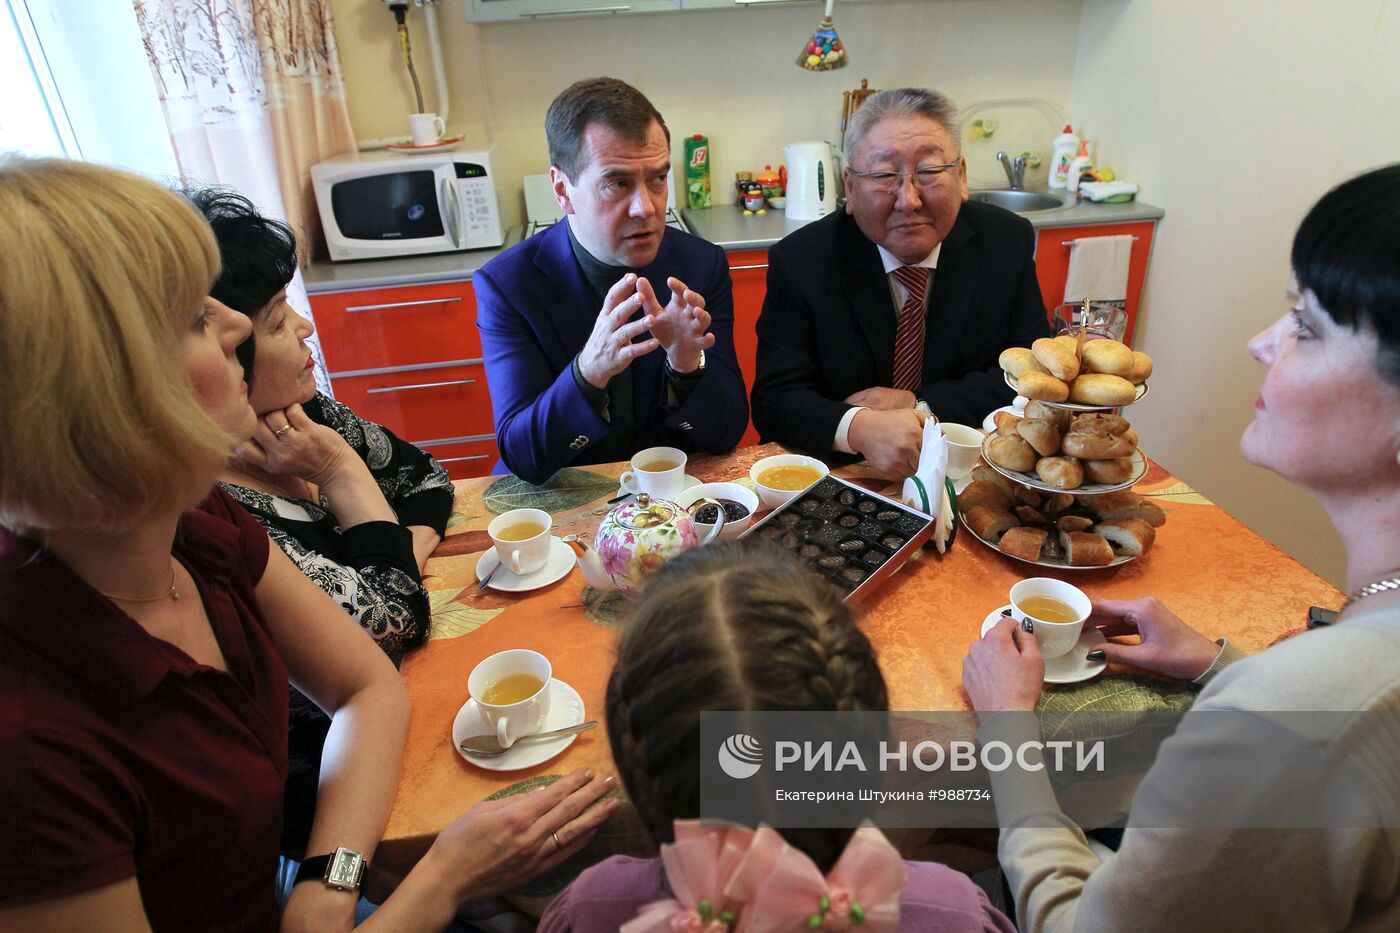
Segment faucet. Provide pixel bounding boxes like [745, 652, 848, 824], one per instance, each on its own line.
[996, 151, 1027, 190]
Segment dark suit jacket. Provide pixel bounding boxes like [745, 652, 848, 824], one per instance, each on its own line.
[751, 201, 1049, 459]
[475, 221, 748, 484]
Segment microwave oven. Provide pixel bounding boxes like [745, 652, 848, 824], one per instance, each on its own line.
[310, 148, 504, 262]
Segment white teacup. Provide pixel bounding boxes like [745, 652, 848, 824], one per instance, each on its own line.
[468, 649, 552, 747]
[940, 423, 984, 480]
[409, 112, 446, 146]
[618, 446, 687, 501]
[488, 508, 552, 576]
[1009, 577, 1092, 660]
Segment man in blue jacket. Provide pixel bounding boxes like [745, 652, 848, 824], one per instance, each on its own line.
[476, 77, 748, 484]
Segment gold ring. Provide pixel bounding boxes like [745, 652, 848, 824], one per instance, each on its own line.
[274, 423, 294, 438]
[552, 831, 561, 849]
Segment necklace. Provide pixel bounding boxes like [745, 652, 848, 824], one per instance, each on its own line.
[1344, 576, 1400, 608]
[97, 560, 181, 604]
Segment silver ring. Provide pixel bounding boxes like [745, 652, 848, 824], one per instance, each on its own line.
[551, 831, 561, 849]
[273, 423, 294, 438]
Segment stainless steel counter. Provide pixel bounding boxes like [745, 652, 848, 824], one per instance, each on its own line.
[302, 227, 524, 294]
[682, 196, 1165, 252]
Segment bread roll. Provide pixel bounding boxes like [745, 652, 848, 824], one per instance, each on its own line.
[1016, 371, 1071, 402]
[1016, 419, 1062, 457]
[999, 526, 1049, 562]
[1053, 334, 1080, 354]
[1032, 337, 1080, 381]
[1082, 457, 1135, 485]
[1057, 515, 1094, 534]
[1064, 531, 1116, 566]
[1083, 491, 1167, 527]
[1081, 339, 1135, 377]
[1062, 432, 1135, 460]
[1012, 485, 1045, 507]
[966, 505, 1018, 543]
[1024, 400, 1072, 431]
[1043, 493, 1075, 515]
[1120, 427, 1139, 449]
[1093, 517, 1157, 555]
[986, 433, 1037, 472]
[1036, 456, 1084, 490]
[958, 480, 1012, 515]
[1014, 505, 1048, 524]
[970, 465, 1015, 498]
[999, 347, 1050, 379]
[992, 410, 1024, 436]
[1070, 412, 1131, 436]
[1069, 373, 1138, 406]
[1128, 350, 1154, 385]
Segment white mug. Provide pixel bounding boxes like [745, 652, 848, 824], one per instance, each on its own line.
[618, 446, 687, 501]
[1009, 577, 1092, 660]
[488, 508, 552, 576]
[409, 112, 446, 146]
[468, 649, 552, 747]
[940, 423, 984, 480]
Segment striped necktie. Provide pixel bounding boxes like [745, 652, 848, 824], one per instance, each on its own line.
[892, 265, 931, 391]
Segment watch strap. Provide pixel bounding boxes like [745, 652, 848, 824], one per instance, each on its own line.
[293, 847, 367, 891]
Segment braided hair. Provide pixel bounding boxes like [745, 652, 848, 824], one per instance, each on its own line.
[606, 541, 889, 872]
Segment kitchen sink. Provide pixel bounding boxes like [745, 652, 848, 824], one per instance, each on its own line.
[969, 189, 1071, 213]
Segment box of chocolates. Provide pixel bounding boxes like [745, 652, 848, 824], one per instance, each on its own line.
[740, 475, 935, 602]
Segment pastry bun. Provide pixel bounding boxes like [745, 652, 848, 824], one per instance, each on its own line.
[1069, 373, 1137, 406]
[958, 480, 1012, 514]
[1062, 432, 1135, 460]
[1035, 456, 1084, 490]
[1093, 517, 1157, 555]
[1032, 337, 1081, 381]
[1024, 401, 1072, 431]
[1000, 526, 1049, 562]
[970, 466, 1015, 498]
[1081, 457, 1135, 485]
[1081, 339, 1134, 378]
[1063, 531, 1116, 566]
[1070, 412, 1131, 436]
[1016, 419, 1062, 457]
[966, 505, 1018, 543]
[1017, 371, 1071, 402]
[987, 433, 1038, 472]
[1128, 351, 1154, 385]
[999, 347, 1050, 379]
[993, 410, 1024, 436]
[1083, 491, 1166, 527]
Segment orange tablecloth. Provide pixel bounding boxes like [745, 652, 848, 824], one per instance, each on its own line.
[380, 444, 1341, 867]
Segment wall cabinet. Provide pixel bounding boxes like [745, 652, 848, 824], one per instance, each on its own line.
[466, 0, 677, 23]
[308, 279, 499, 480]
[727, 248, 768, 448]
[1032, 220, 1157, 346]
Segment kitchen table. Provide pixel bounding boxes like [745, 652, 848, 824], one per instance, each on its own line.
[376, 443, 1341, 886]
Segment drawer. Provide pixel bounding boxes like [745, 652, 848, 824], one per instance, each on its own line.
[310, 281, 480, 372]
[416, 434, 498, 481]
[330, 362, 495, 443]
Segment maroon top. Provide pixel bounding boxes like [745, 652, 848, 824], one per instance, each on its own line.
[0, 488, 287, 930]
[538, 854, 1017, 932]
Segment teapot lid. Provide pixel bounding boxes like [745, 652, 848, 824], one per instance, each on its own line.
[615, 492, 678, 530]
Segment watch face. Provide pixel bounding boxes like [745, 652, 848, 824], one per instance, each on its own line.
[326, 848, 364, 889]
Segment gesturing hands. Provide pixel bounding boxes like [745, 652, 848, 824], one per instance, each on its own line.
[577, 273, 661, 390]
[642, 275, 713, 374]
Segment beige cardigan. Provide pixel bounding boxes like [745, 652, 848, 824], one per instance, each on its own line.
[983, 605, 1400, 932]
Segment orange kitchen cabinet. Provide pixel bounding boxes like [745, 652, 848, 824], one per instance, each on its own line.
[1033, 221, 1157, 346]
[310, 279, 497, 480]
[727, 249, 768, 447]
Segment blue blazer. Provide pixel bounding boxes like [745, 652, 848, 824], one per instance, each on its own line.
[475, 221, 749, 485]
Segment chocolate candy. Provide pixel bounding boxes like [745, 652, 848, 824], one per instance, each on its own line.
[838, 514, 860, 528]
[781, 531, 801, 549]
[815, 502, 843, 521]
[856, 499, 878, 514]
[813, 525, 844, 546]
[817, 554, 845, 570]
[837, 489, 858, 506]
[812, 478, 842, 499]
[856, 520, 884, 540]
[799, 543, 821, 559]
[862, 549, 888, 566]
[893, 515, 926, 535]
[876, 509, 902, 523]
[776, 512, 801, 527]
[838, 538, 865, 554]
[842, 566, 868, 584]
[798, 499, 820, 514]
[881, 534, 905, 550]
[758, 526, 784, 542]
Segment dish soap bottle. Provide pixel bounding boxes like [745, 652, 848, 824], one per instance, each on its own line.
[1066, 141, 1094, 193]
[1049, 124, 1080, 190]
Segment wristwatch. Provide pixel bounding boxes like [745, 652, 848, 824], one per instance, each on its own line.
[667, 349, 706, 377]
[294, 847, 368, 892]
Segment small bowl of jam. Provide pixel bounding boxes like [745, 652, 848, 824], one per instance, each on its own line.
[677, 482, 760, 540]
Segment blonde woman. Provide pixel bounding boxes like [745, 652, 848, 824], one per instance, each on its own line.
[0, 157, 616, 932]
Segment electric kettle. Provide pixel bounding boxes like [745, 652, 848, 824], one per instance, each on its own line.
[783, 140, 837, 220]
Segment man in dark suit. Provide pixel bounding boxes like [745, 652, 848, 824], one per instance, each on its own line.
[476, 78, 747, 484]
[752, 88, 1049, 477]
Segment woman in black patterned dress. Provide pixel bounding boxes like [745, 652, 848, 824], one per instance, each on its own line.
[188, 188, 455, 853]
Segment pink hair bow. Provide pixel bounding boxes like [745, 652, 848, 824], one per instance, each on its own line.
[625, 821, 906, 932]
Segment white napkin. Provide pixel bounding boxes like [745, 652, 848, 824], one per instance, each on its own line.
[1064, 234, 1133, 304]
[902, 419, 954, 553]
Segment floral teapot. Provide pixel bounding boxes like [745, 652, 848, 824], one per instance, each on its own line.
[569, 493, 724, 597]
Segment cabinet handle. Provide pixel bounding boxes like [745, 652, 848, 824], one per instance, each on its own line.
[367, 378, 476, 394]
[729, 263, 769, 271]
[734, 0, 805, 5]
[523, 5, 630, 16]
[1061, 236, 1139, 247]
[345, 297, 462, 313]
[435, 454, 490, 464]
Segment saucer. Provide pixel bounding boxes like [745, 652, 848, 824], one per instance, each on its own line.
[387, 134, 464, 154]
[452, 679, 585, 771]
[614, 473, 701, 499]
[476, 537, 574, 592]
[980, 605, 1107, 684]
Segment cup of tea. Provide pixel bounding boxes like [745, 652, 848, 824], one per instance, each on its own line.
[1009, 577, 1092, 660]
[408, 112, 447, 146]
[939, 423, 984, 480]
[488, 508, 552, 576]
[468, 649, 552, 747]
[618, 446, 687, 500]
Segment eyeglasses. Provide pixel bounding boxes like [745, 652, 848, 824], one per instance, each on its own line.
[850, 160, 961, 195]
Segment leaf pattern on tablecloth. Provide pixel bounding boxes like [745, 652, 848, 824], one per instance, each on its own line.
[446, 511, 476, 529]
[1039, 674, 1197, 717]
[581, 586, 630, 629]
[1147, 481, 1212, 506]
[483, 469, 618, 515]
[428, 586, 503, 640]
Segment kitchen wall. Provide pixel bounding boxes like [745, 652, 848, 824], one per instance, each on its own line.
[1069, 0, 1400, 589]
[330, 0, 1084, 227]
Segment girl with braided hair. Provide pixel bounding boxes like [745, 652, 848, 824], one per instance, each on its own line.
[540, 542, 1013, 932]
